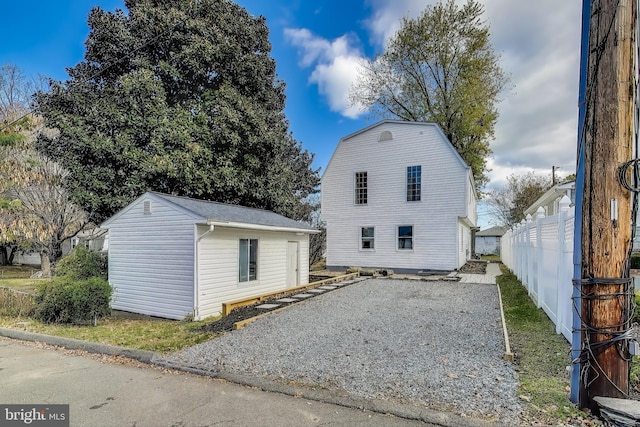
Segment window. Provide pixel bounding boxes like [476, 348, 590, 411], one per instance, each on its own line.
[406, 166, 421, 201]
[361, 227, 374, 249]
[239, 239, 258, 282]
[398, 225, 413, 250]
[355, 172, 368, 204]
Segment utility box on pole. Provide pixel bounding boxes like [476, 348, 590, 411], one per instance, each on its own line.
[578, 0, 635, 411]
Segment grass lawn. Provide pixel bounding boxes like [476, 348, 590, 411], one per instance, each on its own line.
[497, 265, 588, 425]
[0, 265, 223, 353]
[0, 314, 224, 353]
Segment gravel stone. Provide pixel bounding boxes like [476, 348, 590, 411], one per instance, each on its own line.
[159, 278, 520, 423]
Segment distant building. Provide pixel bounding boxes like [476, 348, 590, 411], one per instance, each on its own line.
[475, 226, 509, 256]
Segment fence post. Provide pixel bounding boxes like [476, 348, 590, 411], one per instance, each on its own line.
[535, 207, 545, 308]
[518, 219, 526, 282]
[525, 215, 534, 293]
[557, 195, 571, 335]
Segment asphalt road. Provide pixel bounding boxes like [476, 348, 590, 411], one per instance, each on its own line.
[0, 337, 431, 427]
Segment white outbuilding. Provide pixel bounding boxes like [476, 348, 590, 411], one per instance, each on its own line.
[101, 191, 317, 320]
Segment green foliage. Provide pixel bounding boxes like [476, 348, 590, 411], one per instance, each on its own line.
[350, 0, 508, 191]
[55, 246, 107, 280]
[35, 0, 319, 224]
[34, 276, 112, 325]
[346, 266, 361, 274]
[631, 253, 640, 270]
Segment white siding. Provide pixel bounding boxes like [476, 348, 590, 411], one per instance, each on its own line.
[322, 121, 474, 271]
[107, 198, 196, 319]
[196, 226, 310, 319]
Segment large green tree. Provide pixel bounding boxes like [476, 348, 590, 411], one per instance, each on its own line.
[349, 0, 508, 190]
[35, 0, 319, 224]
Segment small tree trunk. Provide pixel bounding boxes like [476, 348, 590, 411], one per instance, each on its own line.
[7, 246, 15, 265]
[40, 252, 52, 277]
[0, 246, 7, 266]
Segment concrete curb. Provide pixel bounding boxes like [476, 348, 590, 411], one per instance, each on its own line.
[0, 327, 511, 427]
[0, 327, 156, 364]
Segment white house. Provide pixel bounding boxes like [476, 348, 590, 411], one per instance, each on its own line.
[101, 191, 317, 320]
[475, 226, 508, 256]
[321, 120, 477, 273]
[523, 181, 575, 218]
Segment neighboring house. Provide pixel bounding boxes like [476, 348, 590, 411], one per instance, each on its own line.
[101, 191, 318, 320]
[11, 228, 107, 266]
[475, 226, 508, 256]
[321, 120, 477, 273]
[523, 181, 575, 218]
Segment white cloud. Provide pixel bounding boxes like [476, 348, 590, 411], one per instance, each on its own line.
[309, 56, 364, 118]
[284, 28, 365, 118]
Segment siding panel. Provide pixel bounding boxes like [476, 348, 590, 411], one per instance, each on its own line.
[196, 227, 310, 319]
[106, 198, 195, 319]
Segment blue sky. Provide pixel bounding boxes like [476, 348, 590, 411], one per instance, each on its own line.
[1, 1, 583, 227]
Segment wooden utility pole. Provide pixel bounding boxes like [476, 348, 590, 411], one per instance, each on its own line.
[580, 0, 635, 411]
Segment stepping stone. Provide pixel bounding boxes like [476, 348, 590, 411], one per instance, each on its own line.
[256, 303, 280, 309]
[276, 298, 298, 303]
[318, 285, 336, 290]
[333, 282, 349, 286]
[292, 293, 313, 298]
[308, 289, 325, 293]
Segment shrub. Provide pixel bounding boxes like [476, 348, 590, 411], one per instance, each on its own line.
[34, 276, 112, 325]
[55, 246, 107, 280]
[346, 267, 361, 274]
[632, 253, 640, 270]
[0, 288, 35, 317]
[360, 269, 375, 276]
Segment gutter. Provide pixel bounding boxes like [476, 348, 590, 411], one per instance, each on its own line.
[193, 224, 216, 321]
[205, 220, 320, 234]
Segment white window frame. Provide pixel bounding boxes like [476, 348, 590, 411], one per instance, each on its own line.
[397, 225, 413, 250]
[239, 238, 258, 283]
[354, 171, 368, 205]
[406, 165, 421, 202]
[360, 226, 375, 250]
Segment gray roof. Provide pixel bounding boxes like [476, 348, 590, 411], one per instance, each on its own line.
[152, 192, 316, 231]
[476, 226, 509, 237]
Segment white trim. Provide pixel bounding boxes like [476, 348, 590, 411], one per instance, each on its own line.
[206, 220, 320, 234]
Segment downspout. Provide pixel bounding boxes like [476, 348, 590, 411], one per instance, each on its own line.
[194, 224, 215, 320]
[570, 0, 590, 404]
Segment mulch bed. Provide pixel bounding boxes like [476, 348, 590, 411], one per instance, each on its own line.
[198, 282, 351, 334]
[458, 260, 487, 274]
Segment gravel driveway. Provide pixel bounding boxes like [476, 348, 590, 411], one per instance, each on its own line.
[159, 278, 520, 424]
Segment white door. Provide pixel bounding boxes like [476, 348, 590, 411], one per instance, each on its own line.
[286, 241, 299, 287]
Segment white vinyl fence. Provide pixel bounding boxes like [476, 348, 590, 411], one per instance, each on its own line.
[500, 195, 574, 342]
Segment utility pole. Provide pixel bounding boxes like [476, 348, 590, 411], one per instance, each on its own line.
[579, 0, 635, 412]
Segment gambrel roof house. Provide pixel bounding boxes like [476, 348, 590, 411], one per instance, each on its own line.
[321, 120, 477, 273]
[102, 191, 317, 320]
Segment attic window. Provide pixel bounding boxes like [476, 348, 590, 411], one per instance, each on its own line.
[379, 130, 393, 142]
[143, 200, 152, 215]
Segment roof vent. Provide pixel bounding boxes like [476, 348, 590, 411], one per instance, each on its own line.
[379, 130, 393, 142]
[143, 200, 152, 215]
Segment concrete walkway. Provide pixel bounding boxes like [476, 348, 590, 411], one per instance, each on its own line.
[457, 262, 501, 284]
